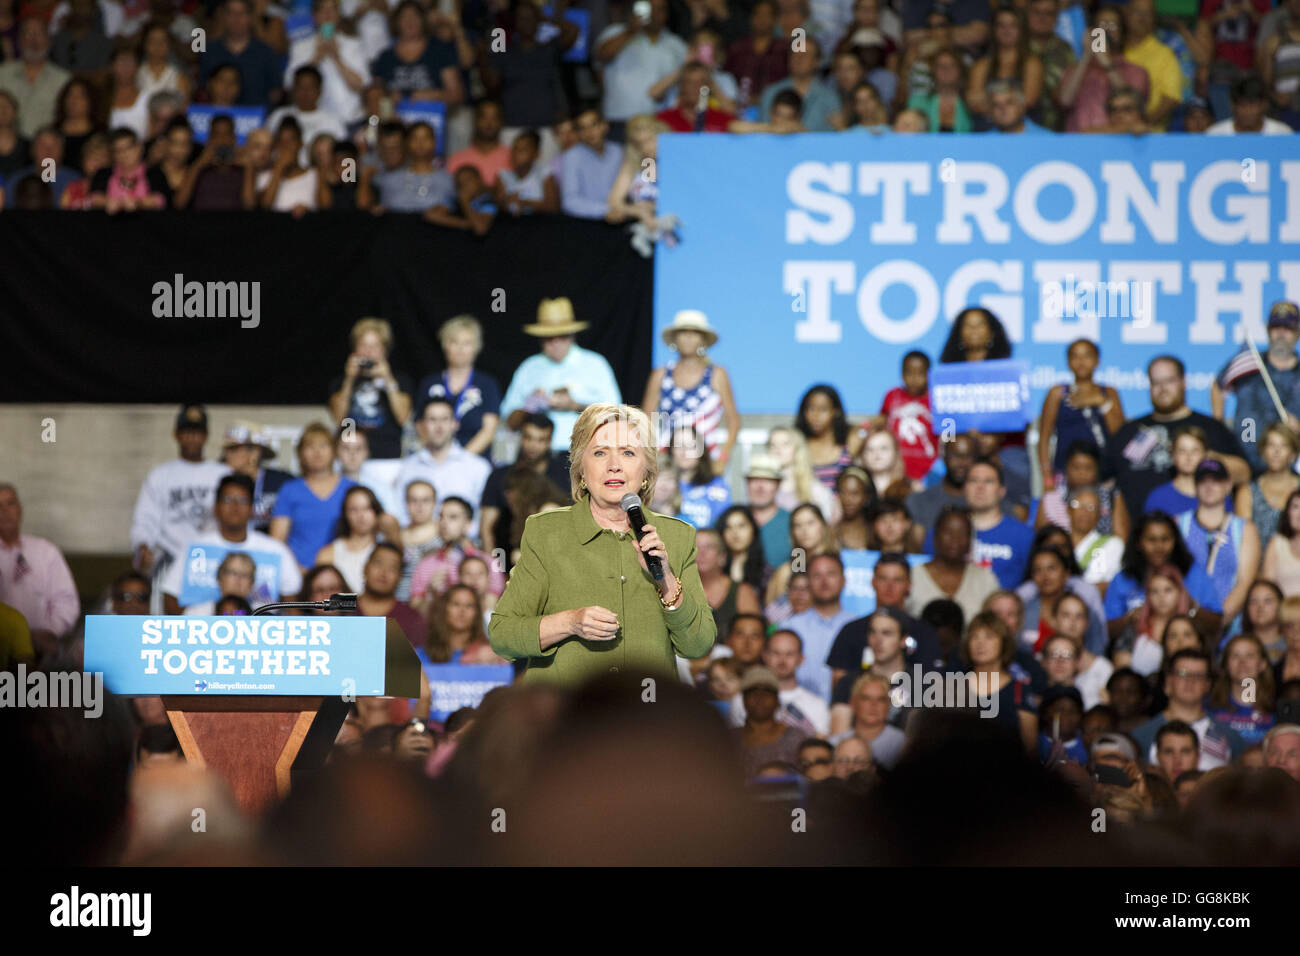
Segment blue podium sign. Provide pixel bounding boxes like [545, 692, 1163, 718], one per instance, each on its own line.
[420, 662, 513, 722]
[929, 359, 1031, 433]
[177, 542, 283, 607]
[84, 615, 388, 696]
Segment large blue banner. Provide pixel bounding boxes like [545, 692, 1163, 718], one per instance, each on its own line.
[654, 134, 1300, 418]
[84, 615, 388, 696]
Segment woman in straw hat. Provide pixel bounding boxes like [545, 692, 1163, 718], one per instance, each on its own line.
[641, 310, 742, 465]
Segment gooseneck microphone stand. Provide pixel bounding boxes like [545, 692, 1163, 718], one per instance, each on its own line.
[251, 592, 359, 616]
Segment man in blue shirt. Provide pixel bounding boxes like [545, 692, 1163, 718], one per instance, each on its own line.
[951, 457, 1035, 589]
[5, 126, 79, 203]
[784, 553, 857, 702]
[199, 0, 284, 108]
[759, 39, 838, 131]
[501, 298, 622, 451]
[557, 106, 623, 219]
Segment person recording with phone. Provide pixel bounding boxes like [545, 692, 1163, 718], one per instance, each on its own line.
[489, 404, 716, 686]
[328, 317, 413, 460]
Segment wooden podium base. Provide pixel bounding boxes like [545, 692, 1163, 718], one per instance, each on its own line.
[162, 696, 324, 815]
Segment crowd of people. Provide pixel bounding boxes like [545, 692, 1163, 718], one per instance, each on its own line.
[0, 0, 1295, 226]
[7, 286, 1300, 864]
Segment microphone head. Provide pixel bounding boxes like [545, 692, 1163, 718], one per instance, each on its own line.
[328, 592, 359, 611]
[620, 492, 643, 513]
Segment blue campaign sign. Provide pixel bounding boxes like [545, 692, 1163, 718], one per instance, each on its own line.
[654, 134, 1300, 419]
[930, 358, 1031, 432]
[420, 662, 513, 722]
[538, 6, 590, 63]
[841, 550, 930, 617]
[84, 616, 388, 696]
[394, 100, 447, 155]
[177, 542, 283, 607]
[187, 105, 266, 145]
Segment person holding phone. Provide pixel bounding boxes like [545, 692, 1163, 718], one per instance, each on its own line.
[594, 0, 688, 140]
[328, 317, 414, 460]
[285, 0, 370, 125]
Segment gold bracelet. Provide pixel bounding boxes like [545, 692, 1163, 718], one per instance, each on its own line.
[660, 579, 683, 610]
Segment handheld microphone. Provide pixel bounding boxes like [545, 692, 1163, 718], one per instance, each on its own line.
[621, 493, 665, 582]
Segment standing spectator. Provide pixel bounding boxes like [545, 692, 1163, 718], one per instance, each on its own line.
[1258, 0, 1300, 115]
[953, 458, 1035, 590]
[257, 116, 318, 212]
[906, 506, 1001, 625]
[906, 46, 973, 131]
[130, 404, 231, 581]
[963, 610, 1039, 752]
[717, 505, 767, 595]
[396, 479, 439, 602]
[51, 0, 112, 75]
[174, 113, 244, 210]
[642, 309, 741, 465]
[985, 79, 1049, 132]
[392, 397, 492, 530]
[370, 0, 462, 106]
[500, 297, 622, 452]
[1177, 460, 1259, 625]
[654, 59, 735, 130]
[315, 485, 385, 592]
[5, 125, 79, 203]
[738, 629, 831, 736]
[478, 413, 571, 554]
[760, 37, 837, 130]
[495, 128, 559, 215]
[361, 121, 454, 212]
[1214, 302, 1300, 475]
[328, 317, 413, 461]
[1037, 338, 1125, 491]
[480, 0, 575, 143]
[265, 66, 348, 159]
[1105, 355, 1250, 524]
[425, 165, 497, 234]
[284, 0, 370, 125]
[0, 17, 71, 138]
[356, 542, 428, 649]
[1041, 594, 1113, 709]
[784, 552, 856, 701]
[746, 454, 791, 571]
[593, 0, 687, 136]
[200, 0, 283, 109]
[1242, 579, 1285, 664]
[795, 384, 865, 493]
[137, 20, 191, 103]
[107, 39, 149, 139]
[902, 0, 990, 54]
[0, 483, 79, 659]
[859, 430, 907, 499]
[556, 105, 623, 219]
[1035, 440, 1129, 542]
[421, 583, 504, 664]
[1143, 425, 1214, 518]
[1066, 486, 1124, 595]
[966, 6, 1044, 116]
[905, 433, 976, 547]
[839, 80, 891, 129]
[1025, 0, 1074, 130]
[695, 528, 761, 650]
[89, 126, 167, 210]
[725, 0, 789, 110]
[270, 422, 357, 571]
[161, 473, 302, 613]
[1237, 423, 1300, 547]
[220, 421, 293, 533]
[1122, 0, 1182, 130]
[412, 315, 501, 458]
[1058, 4, 1149, 133]
[866, 350, 936, 483]
[448, 100, 510, 185]
[203, 63, 245, 109]
[832, 466, 873, 550]
[148, 117, 193, 207]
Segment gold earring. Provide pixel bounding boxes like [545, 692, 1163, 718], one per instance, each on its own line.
[580, 477, 587, 493]
[641, 478, 649, 491]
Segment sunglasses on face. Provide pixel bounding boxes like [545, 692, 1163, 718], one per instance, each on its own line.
[114, 591, 149, 603]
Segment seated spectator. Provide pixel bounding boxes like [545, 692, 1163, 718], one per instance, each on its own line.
[824, 48, 867, 126]
[828, 672, 906, 768]
[1237, 424, 1300, 547]
[1065, 486, 1124, 596]
[738, 628, 831, 736]
[137, 20, 191, 103]
[735, 665, 806, 780]
[907, 506, 1000, 625]
[891, 106, 927, 130]
[218, 421, 293, 534]
[106, 39, 149, 140]
[765, 503, 835, 608]
[355, 542, 427, 648]
[409, 495, 505, 612]
[271, 422, 358, 571]
[297, 563, 348, 612]
[424, 164, 497, 235]
[1242, 579, 1285, 665]
[1106, 510, 1223, 642]
[183, 551, 256, 616]
[1207, 71, 1295, 134]
[202, 63, 244, 109]
[478, 412, 570, 554]
[361, 120, 453, 213]
[148, 115, 193, 206]
[392, 398, 492, 531]
[315, 485, 385, 592]
[412, 314, 501, 458]
[370, 0, 463, 106]
[328, 316, 413, 461]
[696, 528, 762, 652]
[725, 0, 789, 104]
[496, 128, 558, 215]
[0, 483, 79, 661]
[58, 131, 109, 208]
[0, 90, 29, 179]
[161, 473, 302, 613]
[767, 424, 835, 517]
[1084, 84, 1152, 132]
[480, 0, 573, 139]
[420, 583, 504, 665]
[90, 126, 167, 211]
[53, 78, 100, 176]
[266, 66, 348, 162]
[257, 117, 318, 213]
[860, 429, 908, 500]
[1059, 4, 1149, 131]
[1131, 649, 1248, 769]
[907, 46, 973, 131]
[1019, 542, 1107, 655]
[1038, 685, 1089, 765]
[1144, 424, 1212, 518]
[174, 113, 244, 210]
[0, 17, 71, 139]
[283, 0, 369, 126]
[1208, 634, 1277, 746]
[924, 458, 1033, 590]
[1177, 459, 1259, 624]
[652, 423, 731, 531]
[51, 0, 112, 75]
[317, 138, 359, 210]
[199, 0, 282, 109]
[654, 60, 735, 131]
[557, 105, 623, 219]
[1262, 490, 1300, 598]
[1040, 595, 1112, 709]
[985, 79, 1049, 132]
[1263, 723, 1300, 781]
[840, 80, 890, 130]
[396, 479, 439, 601]
[832, 466, 873, 551]
[760, 36, 837, 130]
[7, 126, 79, 204]
[448, 99, 510, 186]
[457, 554, 500, 622]
[594, 0, 688, 133]
[1037, 439, 1129, 542]
[784, 553, 855, 702]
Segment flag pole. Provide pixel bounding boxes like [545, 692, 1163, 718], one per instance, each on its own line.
[1244, 332, 1289, 423]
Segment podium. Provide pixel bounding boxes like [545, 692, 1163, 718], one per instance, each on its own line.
[85, 615, 421, 815]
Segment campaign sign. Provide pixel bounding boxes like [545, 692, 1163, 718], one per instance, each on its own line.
[177, 542, 282, 607]
[929, 359, 1031, 433]
[841, 550, 930, 617]
[421, 662, 513, 721]
[654, 134, 1300, 418]
[187, 105, 267, 145]
[394, 100, 447, 155]
[538, 6, 590, 63]
[84, 616, 388, 696]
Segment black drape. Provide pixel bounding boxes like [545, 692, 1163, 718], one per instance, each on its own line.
[0, 211, 654, 405]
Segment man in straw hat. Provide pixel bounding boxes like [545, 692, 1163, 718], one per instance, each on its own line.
[220, 421, 294, 533]
[502, 297, 621, 451]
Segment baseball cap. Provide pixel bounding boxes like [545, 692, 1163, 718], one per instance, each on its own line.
[740, 666, 780, 694]
[1194, 458, 1229, 483]
[175, 404, 208, 432]
[1268, 300, 1300, 330]
[1091, 732, 1138, 763]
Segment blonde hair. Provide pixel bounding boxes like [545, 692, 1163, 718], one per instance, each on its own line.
[622, 114, 666, 168]
[349, 316, 393, 351]
[569, 404, 659, 504]
[849, 671, 892, 701]
[438, 314, 483, 353]
[768, 425, 817, 505]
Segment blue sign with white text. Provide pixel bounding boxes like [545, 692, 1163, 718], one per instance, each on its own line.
[654, 134, 1300, 418]
[187, 105, 267, 145]
[395, 100, 447, 156]
[420, 662, 513, 722]
[930, 359, 1031, 432]
[84, 616, 388, 696]
[177, 542, 283, 607]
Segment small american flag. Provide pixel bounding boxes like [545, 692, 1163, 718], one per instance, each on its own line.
[12, 552, 31, 583]
[1216, 344, 1261, 393]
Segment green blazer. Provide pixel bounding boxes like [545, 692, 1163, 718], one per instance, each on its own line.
[488, 500, 716, 687]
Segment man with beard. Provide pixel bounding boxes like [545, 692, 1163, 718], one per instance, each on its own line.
[1105, 355, 1249, 520]
[1213, 301, 1300, 474]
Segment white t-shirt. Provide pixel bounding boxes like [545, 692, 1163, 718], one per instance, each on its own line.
[163, 528, 303, 604]
[1074, 654, 1113, 711]
[130, 458, 232, 566]
[265, 105, 348, 164]
[1206, 117, 1294, 135]
[729, 683, 831, 736]
[1075, 530, 1124, 587]
[285, 33, 371, 124]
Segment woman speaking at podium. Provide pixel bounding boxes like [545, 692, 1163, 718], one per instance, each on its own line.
[489, 404, 716, 686]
